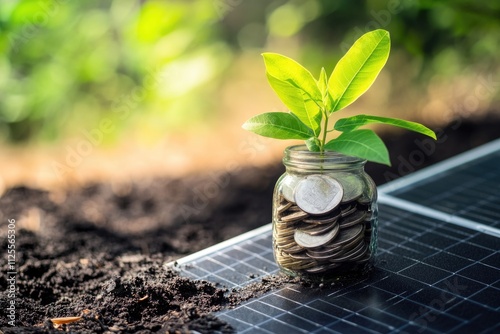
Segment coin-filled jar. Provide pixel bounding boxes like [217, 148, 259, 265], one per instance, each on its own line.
[272, 145, 378, 282]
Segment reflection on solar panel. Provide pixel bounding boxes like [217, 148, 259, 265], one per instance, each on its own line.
[171, 139, 500, 333]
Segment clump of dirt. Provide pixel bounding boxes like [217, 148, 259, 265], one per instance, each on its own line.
[1, 254, 233, 333]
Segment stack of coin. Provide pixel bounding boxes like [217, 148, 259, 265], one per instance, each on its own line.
[273, 174, 374, 276]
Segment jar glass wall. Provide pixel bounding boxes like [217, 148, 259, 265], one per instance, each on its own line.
[272, 145, 378, 282]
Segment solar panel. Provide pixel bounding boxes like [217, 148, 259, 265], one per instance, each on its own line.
[174, 204, 500, 333]
[170, 139, 500, 333]
[380, 138, 500, 235]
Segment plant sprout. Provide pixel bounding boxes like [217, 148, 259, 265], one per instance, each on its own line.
[242, 29, 436, 165]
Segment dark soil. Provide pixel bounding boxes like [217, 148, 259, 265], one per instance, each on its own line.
[1, 116, 499, 333]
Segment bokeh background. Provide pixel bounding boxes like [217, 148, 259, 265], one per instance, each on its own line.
[1, 0, 499, 191]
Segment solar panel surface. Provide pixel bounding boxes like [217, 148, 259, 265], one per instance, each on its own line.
[175, 204, 500, 333]
[385, 149, 500, 230]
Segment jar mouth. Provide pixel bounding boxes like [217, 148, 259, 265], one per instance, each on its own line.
[283, 145, 366, 170]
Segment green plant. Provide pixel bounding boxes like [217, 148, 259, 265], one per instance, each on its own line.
[242, 29, 436, 165]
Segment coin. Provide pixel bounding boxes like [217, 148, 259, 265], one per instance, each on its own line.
[355, 253, 371, 263]
[274, 229, 295, 239]
[302, 209, 341, 224]
[300, 221, 338, 236]
[331, 243, 368, 263]
[288, 252, 312, 260]
[336, 226, 365, 251]
[329, 224, 364, 247]
[348, 245, 369, 261]
[341, 237, 365, 254]
[275, 239, 297, 249]
[307, 248, 344, 261]
[335, 172, 364, 203]
[305, 262, 340, 273]
[294, 175, 343, 215]
[294, 224, 340, 248]
[281, 175, 300, 203]
[277, 201, 292, 214]
[358, 195, 372, 206]
[339, 210, 367, 229]
[288, 260, 317, 270]
[340, 203, 357, 217]
[284, 244, 305, 254]
[280, 210, 309, 222]
[306, 244, 343, 258]
[275, 220, 298, 229]
[286, 205, 302, 212]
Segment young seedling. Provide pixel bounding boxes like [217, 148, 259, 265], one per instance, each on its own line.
[242, 29, 436, 165]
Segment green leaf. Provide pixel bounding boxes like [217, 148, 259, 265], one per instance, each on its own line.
[328, 29, 390, 112]
[266, 73, 322, 135]
[318, 67, 328, 95]
[334, 115, 437, 139]
[317, 67, 333, 111]
[263, 53, 322, 103]
[242, 112, 314, 140]
[305, 137, 321, 152]
[325, 129, 390, 165]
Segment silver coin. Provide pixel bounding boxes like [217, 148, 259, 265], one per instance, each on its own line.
[335, 172, 364, 203]
[302, 209, 341, 224]
[330, 243, 368, 263]
[307, 248, 344, 261]
[281, 175, 300, 203]
[339, 210, 367, 229]
[306, 244, 343, 258]
[284, 244, 305, 254]
[274, 228, 295, 239]
[288, 252, 312, 260]
[358, 195, 372, 206]
[305, 262, 340, 273]
[337, 226, 365, 251]
[286, 205, 302, 212]
[348, 245, 369, 261]
[301, 221, 338, 236]
[294, 175, 343, 215]
[329, 224, 364, 248]
[275, 239, 297, 249]
[294, 223, 340, 248]
[341, 237, 365, 254]
[340, 203, 357, 217]
[280, 210, 309, 222]
[355, 253, 371, 263]
[277, 201, 292, 214]
[288, 260, 317, 270]
[275, 219, 298, 229]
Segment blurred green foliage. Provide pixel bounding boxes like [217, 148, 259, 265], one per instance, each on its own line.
[0, 0, 499, 143]
[0, 0, 229, 142]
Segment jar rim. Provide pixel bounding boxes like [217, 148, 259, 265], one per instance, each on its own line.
[283, 145, 366, 170]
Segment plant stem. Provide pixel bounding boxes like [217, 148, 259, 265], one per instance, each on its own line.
[320, 109, 329, 153]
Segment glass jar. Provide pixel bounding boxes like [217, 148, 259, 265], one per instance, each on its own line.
[272, 145, 378, 282]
